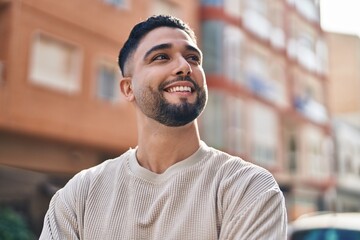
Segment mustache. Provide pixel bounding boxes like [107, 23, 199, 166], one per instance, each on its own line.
[159, 76, 200, 91]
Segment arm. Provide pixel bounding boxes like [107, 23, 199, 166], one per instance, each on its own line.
[39, 173, 85, 240]
[39, 191, 79, 240]
[221, 188, 287, 240]
[218, 164, 287, 240]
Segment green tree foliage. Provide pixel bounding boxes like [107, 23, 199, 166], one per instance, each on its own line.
[0, 207, 36, 240]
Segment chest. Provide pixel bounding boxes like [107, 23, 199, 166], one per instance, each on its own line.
[81, 175, 220, 239]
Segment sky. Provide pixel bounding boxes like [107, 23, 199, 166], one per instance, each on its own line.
[320, 0, 360, 37]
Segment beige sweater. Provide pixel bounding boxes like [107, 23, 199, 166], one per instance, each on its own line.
[40, 142, 287, 240]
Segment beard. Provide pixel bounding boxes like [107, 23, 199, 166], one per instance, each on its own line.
[136, 76, 208, 127]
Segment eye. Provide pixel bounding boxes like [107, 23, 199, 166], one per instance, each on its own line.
[152, 54, 169, 61]
[186, 55, 201, 65]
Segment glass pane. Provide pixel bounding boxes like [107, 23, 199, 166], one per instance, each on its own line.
[201, 0, 222, 7]
[96, 60, 120, 102]
[104, 0, 125, 7]
[223, 25, 243, 84]
[291, 228, 360, 240]
[202, 21, 223, 75]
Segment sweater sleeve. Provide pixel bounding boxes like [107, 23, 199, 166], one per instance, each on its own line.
[39, 172, 86, 240]
[218, 164, 287, 240]
[224, 188, 287, 239]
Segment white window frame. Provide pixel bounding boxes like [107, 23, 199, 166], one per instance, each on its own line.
[28, 31, 82, 93]
[151, 0, 180, 17]
[224, 0, 242, 18]
[95, 58, 122, 103]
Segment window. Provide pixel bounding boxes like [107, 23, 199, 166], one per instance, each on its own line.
[297, 33, 317, 72]
[291, 228, 360, 239]
[243, 9, 271, 40]
[336, 123, 360, 178]
[243, 0, 270, 40]
[294, 0, 319, 23]
[293, 72, 328, 123]
[249, 102, 278, 166]
[104, 0, 127, 8]
[201, 0, 222, 7]
[200, 92, 245, 154]
[244, 0, 267, 15]
[245, 49, 267, 78]
[269, 2, 285, 49]
[152, 0, 180, 17]
[202, 21, 224, 75]
[244, 49, 271, 97]
[96, 59, 121, 103]
[226, 96, 245, 154]
[302, 126, 330, 178]
[223, 25, 244, 84]
[224, 0, 242, 18]
[199, 90, 226, 149]
[288, 135, 298, 173]
[29, 32, 82, 93]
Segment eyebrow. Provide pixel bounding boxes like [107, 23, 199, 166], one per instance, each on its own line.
[143, 43, 172, 60]
[143, 43, 202, 60]
[186, 45, 202, 58]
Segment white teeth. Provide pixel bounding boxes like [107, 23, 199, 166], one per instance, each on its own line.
[168, 86, 191, 93]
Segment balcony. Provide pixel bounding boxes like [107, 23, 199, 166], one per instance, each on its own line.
[243, 9, 271, 40]
[294, 0, 320, 23]
[294, 96, 328, 124]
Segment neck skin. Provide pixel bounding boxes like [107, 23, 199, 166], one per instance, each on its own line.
[135, 109, 201, 174]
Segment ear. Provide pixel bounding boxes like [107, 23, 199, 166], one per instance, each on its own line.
[119, 77, 135, 102]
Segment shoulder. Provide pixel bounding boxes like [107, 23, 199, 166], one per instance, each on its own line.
[203, 143, 279, 195]
[205, 147, 284, 217]
[221, 157, 277, 189]
[206, 144, 275, 183]
[61, 148, 134, 195]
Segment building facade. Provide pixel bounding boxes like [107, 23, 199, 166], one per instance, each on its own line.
[332, 120, 360, 212]
[326, 32, 360, 212]
[326, 33, 360, 124]
[0, 0, 337, 235]
[199, 0, 334, 220]
[0, 0, 199, 235]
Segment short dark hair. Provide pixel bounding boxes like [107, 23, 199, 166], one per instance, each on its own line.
[118, 15, 196, 76]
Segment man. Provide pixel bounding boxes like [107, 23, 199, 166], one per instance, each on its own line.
[40, 15, 287, 239]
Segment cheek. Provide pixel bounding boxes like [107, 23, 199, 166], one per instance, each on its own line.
[131, 76, 156, 98]
[194, 69, 206, 86]
[141, 69, 169, 87]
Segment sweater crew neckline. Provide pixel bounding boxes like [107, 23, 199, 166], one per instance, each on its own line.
[127, 141, 209, 184]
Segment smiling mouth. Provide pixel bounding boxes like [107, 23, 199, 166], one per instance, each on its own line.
[166, 86, 192, 93]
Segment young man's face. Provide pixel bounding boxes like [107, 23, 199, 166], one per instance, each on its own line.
[126, 27, 208, 127]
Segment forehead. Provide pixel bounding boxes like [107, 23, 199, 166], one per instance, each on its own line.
[133, 27, 199, 58]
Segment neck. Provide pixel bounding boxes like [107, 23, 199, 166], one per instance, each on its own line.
[136, 119, 201, 174]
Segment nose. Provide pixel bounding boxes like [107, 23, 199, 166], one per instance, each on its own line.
[173, 57, 192, 76]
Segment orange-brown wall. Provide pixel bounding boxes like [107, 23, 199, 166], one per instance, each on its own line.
[327, 32, 360, 114]
[0, 0, 201, 173]
[1, 0, 143, 153]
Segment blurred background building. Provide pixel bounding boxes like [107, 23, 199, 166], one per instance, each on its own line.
[199, 0, 334, 222]
[326, 32, 360, 212]
[0, 0, 358, 237]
